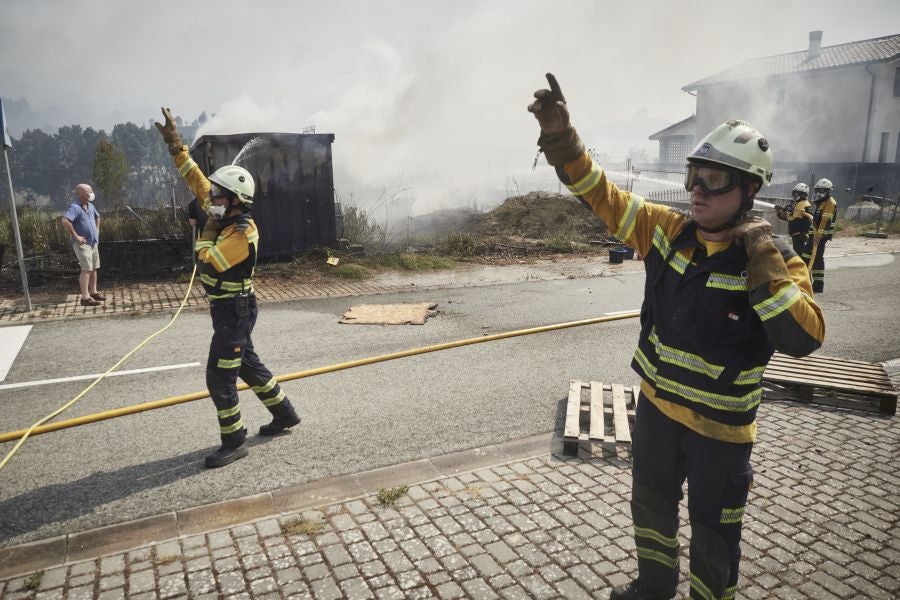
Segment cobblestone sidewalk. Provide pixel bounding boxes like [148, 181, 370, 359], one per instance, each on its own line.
[1, 400, 897, 599]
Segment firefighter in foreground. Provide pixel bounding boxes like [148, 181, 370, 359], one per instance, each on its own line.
[803, 178, 838, 293]
[528, 75, 824, 600]
[775, 183, 812, 255]
[155, 108, 300, 468]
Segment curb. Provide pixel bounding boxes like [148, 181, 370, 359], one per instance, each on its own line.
[0, 433, 560, 580]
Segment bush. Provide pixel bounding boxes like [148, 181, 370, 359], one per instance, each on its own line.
[341, 205, 387, 251]
[436, 232, 481, 257]
[0, 204, 187, 254]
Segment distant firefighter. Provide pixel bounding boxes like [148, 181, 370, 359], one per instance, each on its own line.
[803, 178, 838, 293]
[776, 183, 813, 255]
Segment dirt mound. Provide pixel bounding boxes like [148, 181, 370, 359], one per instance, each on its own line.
[472, 191, 607, 240]
[409, 207, 481, 236]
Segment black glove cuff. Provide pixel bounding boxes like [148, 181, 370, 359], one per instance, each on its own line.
[537, 127, 585, 167]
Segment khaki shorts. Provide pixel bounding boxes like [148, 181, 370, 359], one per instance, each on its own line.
[73, 241, 101, 272]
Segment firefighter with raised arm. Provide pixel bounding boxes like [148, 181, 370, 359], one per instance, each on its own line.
[528, 75, 824, 600]
[775, 183, 813, 255]
[155, 108, 300, 469]
[803, 178, 838, 293]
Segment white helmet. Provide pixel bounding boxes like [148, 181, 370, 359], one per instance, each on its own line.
[814, 178, 833, 191]
[686, 120, 773, 186]
[792, 183, 809, 196]
[209, 165, 255, 205]
[813, 178, 833, 201]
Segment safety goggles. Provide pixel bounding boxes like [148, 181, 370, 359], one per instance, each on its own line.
[684, 164, 740, 195]
[209, 183, 229, 200]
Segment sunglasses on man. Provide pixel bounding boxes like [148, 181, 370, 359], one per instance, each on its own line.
[684, 164, 742, 195]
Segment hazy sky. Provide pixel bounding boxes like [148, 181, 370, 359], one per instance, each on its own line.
[2, 0, 897, 211]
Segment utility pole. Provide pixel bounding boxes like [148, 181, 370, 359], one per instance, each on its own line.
[1, 98, 32, 312]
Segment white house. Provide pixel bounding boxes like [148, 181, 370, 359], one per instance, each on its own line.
[651, 32, 900, 166]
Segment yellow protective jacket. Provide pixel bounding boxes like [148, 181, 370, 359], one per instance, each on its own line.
[558, 154, 825, 443]
[787, 199, 812, 237]
[812, 197, 838, 241]
[171, 147, 260, 300]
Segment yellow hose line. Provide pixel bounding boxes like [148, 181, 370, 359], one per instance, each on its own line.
[0, 265, 200, 470]
[0, 310, 641, 444]
[807, 237, 820, 275]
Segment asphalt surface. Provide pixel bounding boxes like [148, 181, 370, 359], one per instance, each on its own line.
[0, 253, 898, 552]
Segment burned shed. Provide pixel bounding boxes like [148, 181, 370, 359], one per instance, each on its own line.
[191, 133, 340, 259]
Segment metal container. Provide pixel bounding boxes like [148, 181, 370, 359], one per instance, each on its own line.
[191, 133, 338, 259]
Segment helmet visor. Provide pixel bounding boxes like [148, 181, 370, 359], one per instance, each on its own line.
[684, 164, 739, 195]
[209, 183, 229, 199]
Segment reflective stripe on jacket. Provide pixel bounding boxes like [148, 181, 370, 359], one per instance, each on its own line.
[787, 199, 812, 237]
[812, 197, 837, 240]
[173, 147, 258, 300]
[556, 154, 824, 441]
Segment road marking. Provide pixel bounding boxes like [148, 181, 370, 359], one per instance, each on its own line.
[0, 362, 201, 391]
[0, 325, 32, 382]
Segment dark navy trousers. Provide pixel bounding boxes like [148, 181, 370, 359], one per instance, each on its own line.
[206, 295, 291, 447]
[630, 393, 753, 599]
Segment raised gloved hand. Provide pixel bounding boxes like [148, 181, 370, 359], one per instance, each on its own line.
[153, 107, 184, 155]
[731, 216, 774, 257]
[774, 205, 788, 221]
[527, 73, 584, 167]
[528, 73, 569, 134]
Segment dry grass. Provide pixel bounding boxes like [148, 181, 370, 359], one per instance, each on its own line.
[376, 485, 409, 507]
[282, 516, 327, 537]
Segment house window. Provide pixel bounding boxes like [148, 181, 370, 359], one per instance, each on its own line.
[894, 67, 900, 97]
[878, 132, 889, 163]
[663, 135, 693, 164]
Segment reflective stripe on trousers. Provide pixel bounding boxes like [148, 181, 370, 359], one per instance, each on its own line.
[630, 394, 753, 599]
[802, 237, 828, 292]
[207, 295, 291, 446]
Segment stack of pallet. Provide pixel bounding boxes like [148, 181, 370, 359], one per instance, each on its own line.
[763, 352, 897, 416]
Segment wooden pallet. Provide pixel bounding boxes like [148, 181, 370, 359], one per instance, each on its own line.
[763, 352, 897, 415]
[562, 381, 638, 457]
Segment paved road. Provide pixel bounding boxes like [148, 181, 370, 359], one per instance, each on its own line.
[0, 254, 897, 549]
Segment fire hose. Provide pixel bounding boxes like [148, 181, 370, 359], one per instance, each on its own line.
[0, 307, 641, 461]
[0, 264, 200, 471]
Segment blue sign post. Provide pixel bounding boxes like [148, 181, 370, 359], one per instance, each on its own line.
[0, 99, 11, 148]
[0, 98, 33, 311]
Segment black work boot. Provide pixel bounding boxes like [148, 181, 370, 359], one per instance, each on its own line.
[204, 444, 248, 468]
[259, 405, 301, 437]
[609, 579, 676, 600]
[205, 427, 248, 468]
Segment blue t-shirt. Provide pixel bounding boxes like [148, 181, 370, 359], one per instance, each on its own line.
[64, 201, 101, 245]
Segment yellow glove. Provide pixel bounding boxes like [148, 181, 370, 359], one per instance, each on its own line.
[732, 216, 789, 288]
[731, 216, 773, 258]
[528, 73, 569, 134]
[527, 73, 584, 167]
[153, 107, 184, 155]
